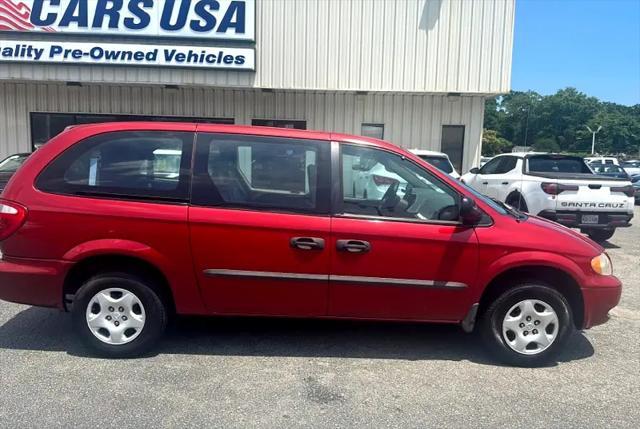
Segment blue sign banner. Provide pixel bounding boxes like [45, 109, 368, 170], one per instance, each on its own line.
[0, 40, 255, 69]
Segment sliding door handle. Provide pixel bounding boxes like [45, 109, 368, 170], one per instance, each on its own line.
[336, 239, 371, 253]
[290, 237, 325, 250]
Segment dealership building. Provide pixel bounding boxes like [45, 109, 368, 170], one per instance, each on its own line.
[0, 0, 514, 172]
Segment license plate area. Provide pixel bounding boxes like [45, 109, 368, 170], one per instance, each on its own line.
[581, 214, 600, 224]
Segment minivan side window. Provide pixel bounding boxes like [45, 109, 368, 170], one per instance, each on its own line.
[36, 131, 194, 201]
[340, 145, 460, 222]
[191, 133, 331, 214]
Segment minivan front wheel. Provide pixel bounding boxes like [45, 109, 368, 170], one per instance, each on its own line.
[72, 272, 167, 358]
[480, 284, 573, 367]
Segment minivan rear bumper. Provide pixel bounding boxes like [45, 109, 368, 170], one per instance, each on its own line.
[581, 275, 622, 329]
[0, 256, 70, 309]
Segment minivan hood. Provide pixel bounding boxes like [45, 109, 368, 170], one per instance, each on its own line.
[524, 214, 604, 255]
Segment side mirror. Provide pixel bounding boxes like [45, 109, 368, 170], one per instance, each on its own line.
[460, 196, 483, 225]
[469, 167, 480, 174]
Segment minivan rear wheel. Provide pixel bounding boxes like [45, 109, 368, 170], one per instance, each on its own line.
[479, 283, 573, 367]
[72, 272, 167, 358]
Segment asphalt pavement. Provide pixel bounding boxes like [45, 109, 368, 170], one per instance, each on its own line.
[1, 207, 639, 428]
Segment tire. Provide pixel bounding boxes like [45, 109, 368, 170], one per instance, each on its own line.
[71, 272, 167, 358]
[479, 283, 573, 367]
[506, 193, 528, 212]
[586, 228, 615, 243]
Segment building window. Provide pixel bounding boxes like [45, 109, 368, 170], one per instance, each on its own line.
[361, 123, 384, 139]
[30, 112, 234, 150]
[441, 125, 465, 173]
[251, 119, 307, 130]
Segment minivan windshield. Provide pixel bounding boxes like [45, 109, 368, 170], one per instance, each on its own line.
[418, 155, 454, 174]
[527, 155, 592, 174]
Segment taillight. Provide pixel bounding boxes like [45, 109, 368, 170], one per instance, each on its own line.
[0, 199, 27, 241]
[611, 185, 635, 197]
[541, 182, 579, 195]
[372, 174, 397, 186]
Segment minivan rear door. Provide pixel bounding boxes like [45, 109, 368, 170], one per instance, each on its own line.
[188, 132, 332, 316]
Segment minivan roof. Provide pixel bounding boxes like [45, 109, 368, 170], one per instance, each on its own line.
[53, 121, 404, 152]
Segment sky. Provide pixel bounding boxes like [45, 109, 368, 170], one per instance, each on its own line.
[512, 0, 640, 106]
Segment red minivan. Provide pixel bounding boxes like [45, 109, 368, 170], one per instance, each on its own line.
[0, 123, 622, 366]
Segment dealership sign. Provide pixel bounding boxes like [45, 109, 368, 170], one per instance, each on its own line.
[0, 40, 255, 69]
[0, 0, 255, 40]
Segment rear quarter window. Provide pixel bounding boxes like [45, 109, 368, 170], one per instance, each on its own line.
[36, 131, 194, 202]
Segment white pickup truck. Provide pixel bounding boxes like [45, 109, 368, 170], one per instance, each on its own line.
[461, 152, 635, 242]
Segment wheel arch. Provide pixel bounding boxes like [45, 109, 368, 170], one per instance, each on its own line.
[505, 190, 528, 208]
[63, 253, 176, 315]
[479, 265, 584, 329]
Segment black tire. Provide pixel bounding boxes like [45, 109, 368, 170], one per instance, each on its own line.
[71, 272, 167, 358]
[479, 283, 573, 367]
[586, 228, 615, 243]
[506, 193, 528, 212]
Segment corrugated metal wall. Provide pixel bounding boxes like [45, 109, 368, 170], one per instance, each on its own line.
[0, 82, 485, 171]
[0, 0, 514, 94]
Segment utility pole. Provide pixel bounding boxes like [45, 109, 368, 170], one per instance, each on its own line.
[586, 125, 602, 155]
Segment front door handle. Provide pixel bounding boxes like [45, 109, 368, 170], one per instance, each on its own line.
[290, 237, 325, 250]
[501, 182, 509, 185]
[336, 239, 371, 253]
[482, 181, 488, 185]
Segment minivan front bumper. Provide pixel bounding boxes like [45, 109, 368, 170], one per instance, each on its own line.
[0, 256, 70, 309]
[581, 275, 622, 329]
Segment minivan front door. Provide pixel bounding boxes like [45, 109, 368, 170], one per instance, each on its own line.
[189, 132, 331, 316]
[330, 144, 479, 321]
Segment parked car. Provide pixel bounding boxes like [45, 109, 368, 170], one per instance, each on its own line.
[632, 176, 640, 204]
[0, 123, 622, 366]
[0, 153, 30, 192]
[585, 156, 619, 166]
[408, 149, 460, 179]
[461, 153, 634, 242]
[620, 160, 640, 176]
[590, 164, 630, 180]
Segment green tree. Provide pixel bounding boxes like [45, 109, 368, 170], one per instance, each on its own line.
[484, 88, 640, 156]
[481, 129, 513, 156]
[533, 137, 560, 152]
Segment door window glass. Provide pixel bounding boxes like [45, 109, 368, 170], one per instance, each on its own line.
[36, 131, 193, 201]
[494, 156, 518, 174]
[340, 145, 460, 222]
[479, 157, 503, 174]
[192, 133, 330, 214]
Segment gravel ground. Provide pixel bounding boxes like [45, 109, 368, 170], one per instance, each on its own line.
[1, 207, 638, 428]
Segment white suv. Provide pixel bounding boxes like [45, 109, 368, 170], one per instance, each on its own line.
[461, 152, 635, 242]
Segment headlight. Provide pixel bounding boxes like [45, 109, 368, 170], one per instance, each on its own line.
[591, 253, 613, 276]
